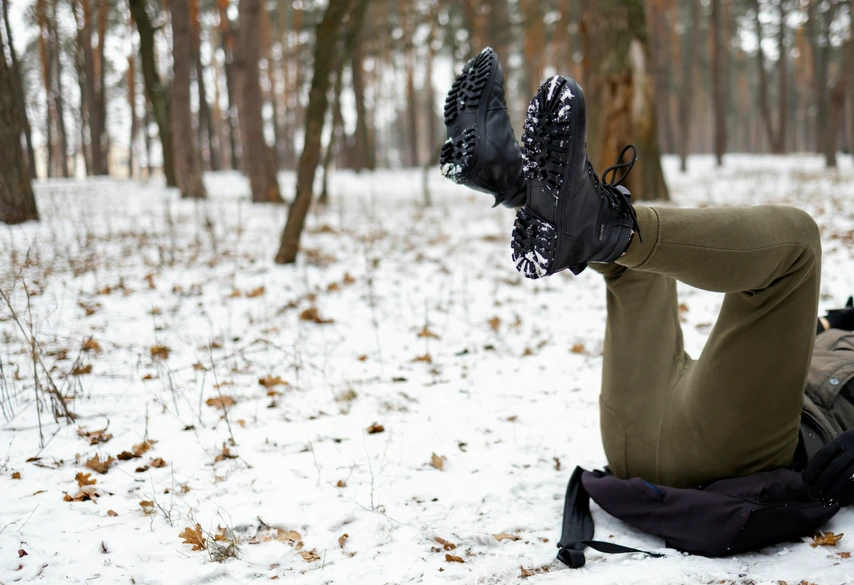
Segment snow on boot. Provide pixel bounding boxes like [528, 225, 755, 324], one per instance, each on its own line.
[440, 47, 526, 208]
[512, 75, 641, 279]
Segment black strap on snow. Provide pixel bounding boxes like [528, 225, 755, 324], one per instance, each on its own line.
[557, 466, 665, 568]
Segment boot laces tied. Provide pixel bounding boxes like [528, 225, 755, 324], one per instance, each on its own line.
[596, 144, 642, 242]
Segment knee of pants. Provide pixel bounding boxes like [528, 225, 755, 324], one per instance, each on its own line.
[781, 207, 821, 259]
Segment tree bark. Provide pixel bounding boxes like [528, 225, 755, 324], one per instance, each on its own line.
[678, 0, 700, 171]
[751, 0, 781, 153]
[76, 0, 108, 175]
[50, 0, 69, 177]
[191, 0, 221, 171]
[171, 0, 207, 198]
[776, 0, 788, 154]
[350, 41, 374, 170]
[825, 0, 854, 167]
[276, 0, 351, 264]
[580, 0, 669, 201]
[127, 54, 137, 178]
[0, 17, 38, 224]
[2, 0, 36, 179]
[235, 0, 281, 203]
[217, 0, 240, 171]
[129, 0, 177, 187]
[37, 0, 55, 177]
[710, 0, 726, 165]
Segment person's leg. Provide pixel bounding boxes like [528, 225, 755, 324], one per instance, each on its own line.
[616, 205, 821, 488]
[591, 262, 692, 481]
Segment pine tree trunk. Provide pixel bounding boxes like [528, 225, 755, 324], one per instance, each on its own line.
[235, 0, 281, 203]
[580, 0, 670, 201]
[171, 0, 207, 198]
[129, 0, 176, 186]
[37, 0, 55, 177]
[776, 0, 788, 154]
[351, 42, 373, 171]
[0, 22, 38, 224]
[217, 0, 240, 171]
[2, 0, 36, 179]
[710, 0, 726, 165]
[826, 2, 854, 167]
[50, 0, 69, 177]
[192, 0, 221, 171]
[276, 0, 351, 264]
[127, 53, 137, 178]
[679, 0, 700, 171]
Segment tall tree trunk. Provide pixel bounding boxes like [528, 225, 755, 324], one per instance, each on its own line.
[192, 0, 221, 171]
[3, 0, 36, 179]
[319, 66, 344, 205]
[580, 0, 669, 201]
[74, 41, 92, 176]
[217, 0, 240, 171]
[128, 53, 137, 178]
[171, 0, 207, 198]
[76, 0, 106, 175]
[144, 100, 154, 178]
[96, 0, 108, 172]
[521, 0, 546, 108]
[776, 0, 788, 154]
[235, 0, 281, 203]
[825, 0, 854, 167]
[710, 0, 726, 164]
[276, 0, 351, 264]
[425, 7, 440, 162]
[751, 0, 780, 153]
[37, 0, 55, 177]
[50, 0, 69, 177]
[129, 0, 176, 186]
[0, 14, 38, 224]
[261, 2, 282, 169]
[350, 40, 373, 170]
[679, 0, 700, 172]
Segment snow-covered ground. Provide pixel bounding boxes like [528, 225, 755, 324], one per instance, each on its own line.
[2, 155, 854, 585]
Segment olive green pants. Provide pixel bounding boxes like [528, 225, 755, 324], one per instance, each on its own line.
[595, 205, 821, 488]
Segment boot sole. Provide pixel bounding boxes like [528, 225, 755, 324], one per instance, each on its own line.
[513, 76, 583, 279]
[440, 48, 497, 184]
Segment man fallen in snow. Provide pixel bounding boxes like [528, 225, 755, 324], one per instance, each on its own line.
[441, 47, 854, 564]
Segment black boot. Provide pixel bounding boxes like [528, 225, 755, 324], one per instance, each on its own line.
[441, 48, 526, 208]
[511, 75, 641, 279]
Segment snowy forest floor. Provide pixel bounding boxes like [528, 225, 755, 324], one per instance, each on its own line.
[2, 155, 854, 585]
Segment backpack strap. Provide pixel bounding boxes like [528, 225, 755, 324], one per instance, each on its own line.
[557, 466, 665, 568]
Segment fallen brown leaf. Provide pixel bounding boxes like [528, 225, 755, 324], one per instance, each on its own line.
[179, 524, 207, 551]
[17, 549, 27, 557]
[488, 316, 501, 331]
[812, 532, 844, 547]
[300, 307, 334, 324]
[338, 533, 349, 548]
[554, 457, 561, 471]
[299, 549, 320, 562]
[140, 501, 156, 515]
[150, 345, 170, 359]
[430, 453, 446, 471]
[259, 375, 288, 390]
[206, 396, 235, 409]
[336, 480, 346, 488]
[11, 471, 21, 479]
[367, 422, 385, 434]
[78, 426, 112, 445]
[63, 486, 101, 502]
[520, 565, 550, 578]
[435, 537, 456, 551]
[494, 532, 521, 542]
[445, 553, 464, 563]
[84, 455, 115, 474]
[412, 354, 433, 364]
[107, 509, 118, 517]
[570, 343, 585, 354]
[75, 472, 97, 487]
[246, 286, 266, 298]
[215, 442, 238, 462]
[81, 338, 101, 353]
[327, 282, 341, 292]
[343, 273, 356, 285]
[72, 364, 93, 376]
[150, 457, 168, 468]
[418, 326, 440, 339]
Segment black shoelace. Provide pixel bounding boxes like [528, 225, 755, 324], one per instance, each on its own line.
[589, 144, 642, 242]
